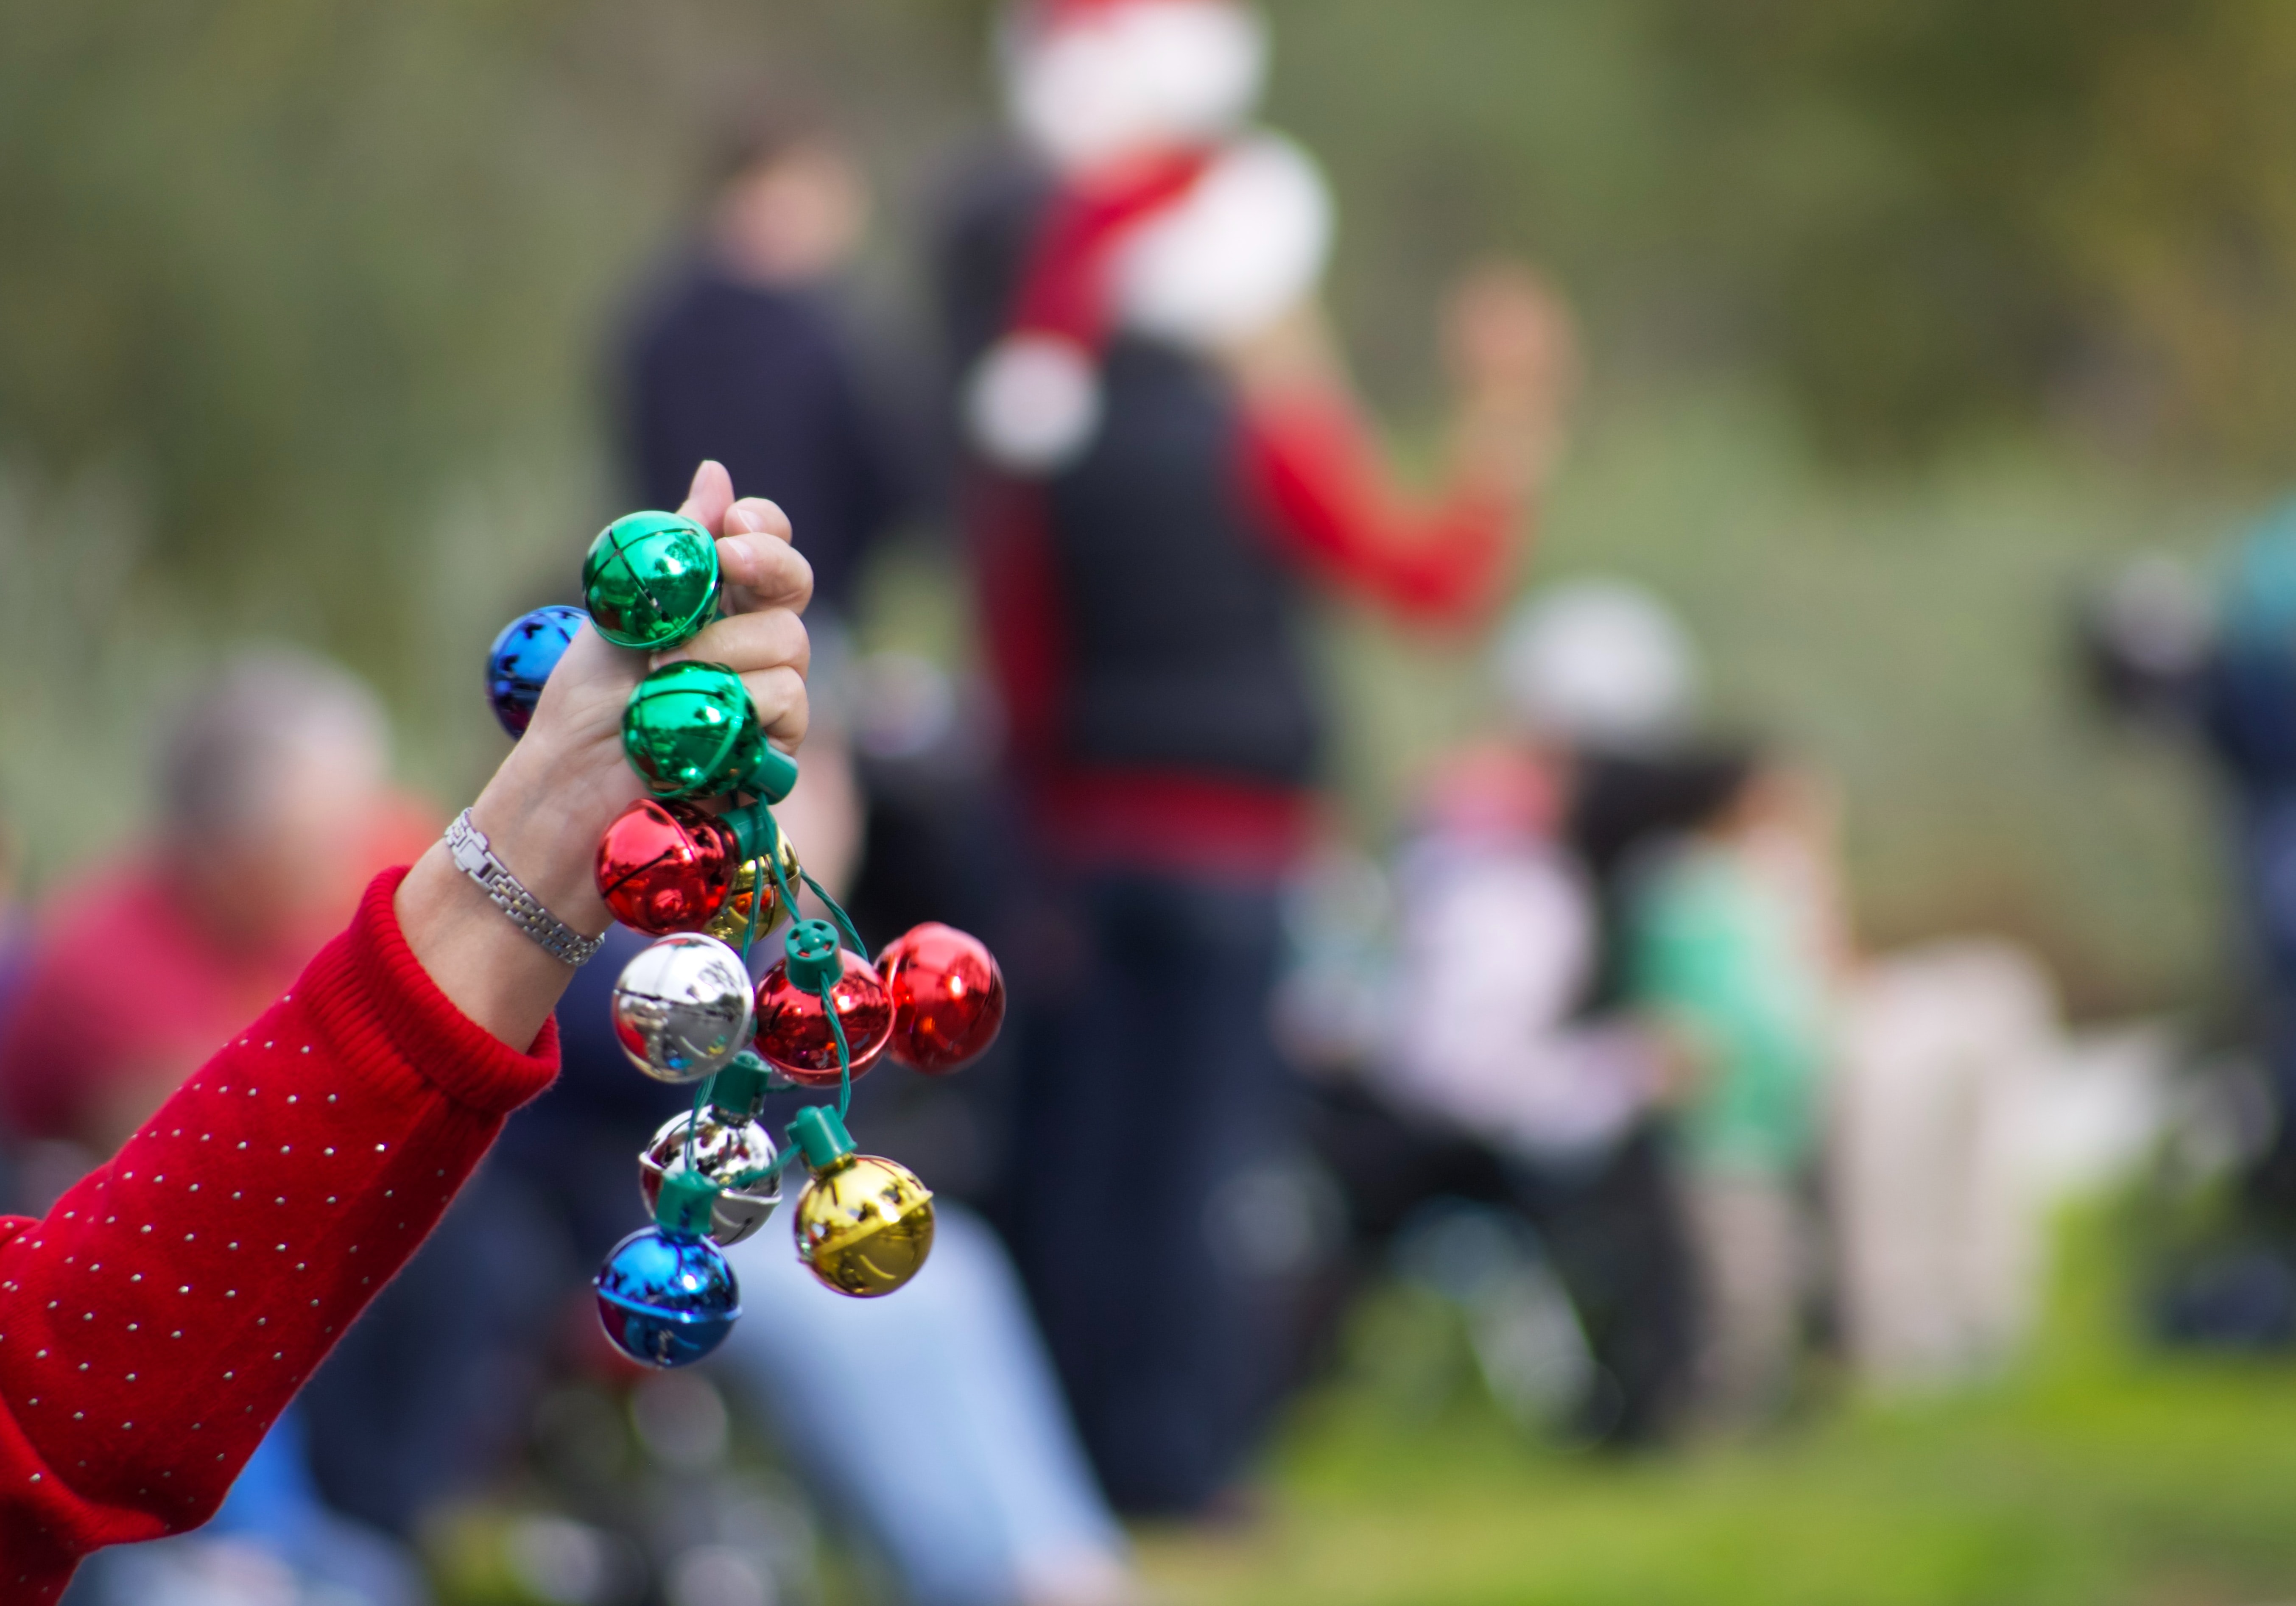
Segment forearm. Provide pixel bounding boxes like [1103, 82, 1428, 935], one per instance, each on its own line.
[1238, 391, 1521, 625]
[0, 871, 556, 1554]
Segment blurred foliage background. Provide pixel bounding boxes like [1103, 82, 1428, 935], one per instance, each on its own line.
[3, 0, 2290, 1009]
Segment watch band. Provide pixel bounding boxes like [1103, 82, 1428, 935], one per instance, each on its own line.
[445, 809, 604, 967]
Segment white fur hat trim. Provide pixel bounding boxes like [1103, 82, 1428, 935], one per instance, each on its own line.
[965, 333, 1106, 474]
[1115, 131, 1332, 348]
[1007, 0, 1268, 171]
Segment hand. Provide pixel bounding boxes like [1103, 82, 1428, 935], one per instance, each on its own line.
[396, 461, 814, 1048]
[1441, 261, 1578, 499]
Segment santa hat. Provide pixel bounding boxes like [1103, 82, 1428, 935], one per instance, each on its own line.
[1013, 0, 1240, 39]
[1001, 0, 1266, 174]
[970, 0, 1322, 474]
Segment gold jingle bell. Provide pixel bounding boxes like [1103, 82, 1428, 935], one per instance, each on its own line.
[785, 1106, 934, 1298]
[706, 816, 806, 945]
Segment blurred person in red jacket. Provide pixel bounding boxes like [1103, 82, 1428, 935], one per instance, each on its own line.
[0, 649, 440, 1602]
[0, 648, 434, 1190]
[937, 0, 1574, 1514]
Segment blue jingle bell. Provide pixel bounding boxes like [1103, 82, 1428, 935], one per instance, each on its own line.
[593, 1169, 743, 1368]
[486, 604, 588, 737]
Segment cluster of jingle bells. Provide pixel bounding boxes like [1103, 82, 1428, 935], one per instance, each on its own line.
[485, 512, 1005, 1369]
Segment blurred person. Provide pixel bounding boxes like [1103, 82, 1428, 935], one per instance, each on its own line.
[1291, 740, 1668, 1446]
[618, 96, 917, 937]
[1378, 743, 1659, 1171]
[0, 649, 438, 1603]
[0, 648, 432, 1171]
[1624, 749, 1841, 1431]
[1295, 584, 1717, 1446]
[714, 1209, 1138, 1606]
[2193, 510, 2296, 1223]
[2085, 522, 2296, 1325]
[2083, 515, 2296, 1344]
[3, 466, 813, 1598]
[936, 0, 1575, 1514]
[1446, 578, 1717, 1445]
[618, 102, 916, 627]
[723, 707, 1136, 1606]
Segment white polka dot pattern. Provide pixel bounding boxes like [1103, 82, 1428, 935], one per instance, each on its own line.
[0, 866, 557, 1600]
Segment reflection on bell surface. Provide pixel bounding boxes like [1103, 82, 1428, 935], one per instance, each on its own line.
[638, 1108, 782, 1247]
[793, 1154, 935, 1298]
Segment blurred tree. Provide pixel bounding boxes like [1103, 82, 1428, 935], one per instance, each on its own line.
[0, 0, 980, 688]
[1270, 0, 2296, 469]
[0, 0, 2267, 1002]
[6, 0, 2292, 659]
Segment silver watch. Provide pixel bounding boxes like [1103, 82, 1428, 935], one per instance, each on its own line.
[445, 809, 604, 967]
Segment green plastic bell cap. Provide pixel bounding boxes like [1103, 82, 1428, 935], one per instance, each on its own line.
[623, 660, 767, 800]
[584, 511, 722, 651]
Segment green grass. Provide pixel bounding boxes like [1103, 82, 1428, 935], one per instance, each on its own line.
[1138, 1219, 2296, 1606]
[1141, 1366, 2296, 1606]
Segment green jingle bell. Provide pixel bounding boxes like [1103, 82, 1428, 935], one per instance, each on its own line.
[584, 511, 721, 651]
[623, 660, 799, 802]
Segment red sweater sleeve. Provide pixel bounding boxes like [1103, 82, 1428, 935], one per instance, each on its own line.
[1237, 390, 1520, 627]
[0, 867, 558, 1600]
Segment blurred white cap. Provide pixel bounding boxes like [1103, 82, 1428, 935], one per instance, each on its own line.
[1002, 0, 1267, 171]
[1493, 579, 1699, 747]
[965, 333, 1103, 472]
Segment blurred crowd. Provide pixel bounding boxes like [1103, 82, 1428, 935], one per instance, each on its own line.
[3, 2, 2284, 1604]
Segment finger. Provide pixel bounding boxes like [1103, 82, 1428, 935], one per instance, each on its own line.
[742, 665, 810, 749]
[726, 497, 793, 545]
[719, 529, 814, 617]
[678, 460, 736, 534]
[667, 606, 811, 679]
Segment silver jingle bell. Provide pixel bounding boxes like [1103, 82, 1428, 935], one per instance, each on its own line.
[611, 934, 755, 1084]
[638, 1108, 783, 1247]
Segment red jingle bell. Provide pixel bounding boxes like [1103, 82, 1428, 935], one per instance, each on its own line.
[878, 923, 1006, 1074]
[755, 921, 895, 1087]
[595, 799, 738, 936]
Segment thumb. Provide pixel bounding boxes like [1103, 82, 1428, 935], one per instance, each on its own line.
[678, 460, 737, 534]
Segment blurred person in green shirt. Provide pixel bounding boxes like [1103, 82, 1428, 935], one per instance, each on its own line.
[1627, 749, 1843, 1430]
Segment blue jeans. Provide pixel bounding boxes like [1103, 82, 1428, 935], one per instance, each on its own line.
[64, 1406, 427, 1605]
[1009, 872, 1298, 1512]
[714, 1203, 1128, 1606]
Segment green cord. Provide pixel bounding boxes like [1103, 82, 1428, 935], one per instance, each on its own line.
[821, 974, 855, 1122]
[740, 802, 868, 1148]
[761, 825, 802, 937]
[801, 868, 869, 960]
[737, 847, 764, 958]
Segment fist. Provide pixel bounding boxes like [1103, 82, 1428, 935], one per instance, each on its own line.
[1442, 260, 1578, 416]
[478, 461, 814, 935]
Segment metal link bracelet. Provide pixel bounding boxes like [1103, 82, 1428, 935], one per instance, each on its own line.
[445, 809, 604, 967]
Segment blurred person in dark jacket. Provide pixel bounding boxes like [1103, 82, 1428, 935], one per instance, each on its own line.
[2087, 511, 2296, 1344]
[937, 0, 1573, 1514]
[618, 103, 917, 634]
[618, 98, 926, 914]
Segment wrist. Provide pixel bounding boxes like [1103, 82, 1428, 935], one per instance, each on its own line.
[469, 742, 613, 937]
